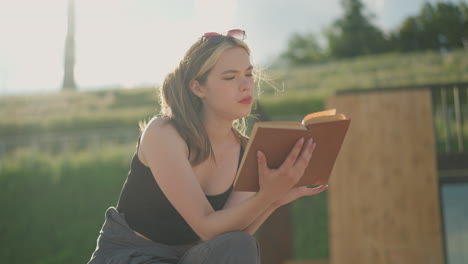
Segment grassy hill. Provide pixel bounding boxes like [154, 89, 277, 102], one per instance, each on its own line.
[1, 48, 467, 140]
[263, 49, 468, 97]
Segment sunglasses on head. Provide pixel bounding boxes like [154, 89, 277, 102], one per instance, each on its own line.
[201, 29, 246, 43]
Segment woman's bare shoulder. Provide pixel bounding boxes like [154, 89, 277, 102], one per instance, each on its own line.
[146, 115, 171, 127]
[143, 116, 178, 137]
[139, 116, 188, 164]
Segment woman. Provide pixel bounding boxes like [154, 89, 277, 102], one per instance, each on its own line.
[88, 29, 328, 264]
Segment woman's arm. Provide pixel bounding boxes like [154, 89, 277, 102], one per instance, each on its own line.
[244, 204, 277, 235]
[140, 118, 315, 241]
[223, 191, 267, 235]
[224, 185, 328, 235]
[139, 120, 272, 240]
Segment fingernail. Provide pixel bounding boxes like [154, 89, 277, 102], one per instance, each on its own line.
[257, 150, 262, 159]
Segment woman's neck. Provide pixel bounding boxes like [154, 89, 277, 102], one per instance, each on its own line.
[201, 112, 236, 147]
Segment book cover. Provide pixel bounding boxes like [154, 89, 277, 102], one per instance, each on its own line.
[233, 110, 351, 192]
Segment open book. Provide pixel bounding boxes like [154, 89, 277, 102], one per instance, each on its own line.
[233, 109, 351, 192]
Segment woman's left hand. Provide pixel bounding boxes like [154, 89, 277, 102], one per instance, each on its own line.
[273, 184, 328, 208]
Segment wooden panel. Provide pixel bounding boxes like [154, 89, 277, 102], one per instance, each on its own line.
[326, 89, 444, 264]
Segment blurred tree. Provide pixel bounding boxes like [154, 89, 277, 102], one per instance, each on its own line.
[281, 32, 325, 65]
[396, 2, 468, 52]
[398, 16, 422, 51]
[460, 2, 468, 48]
[279, 0, 468, 65]
[325, 0, 387, 58]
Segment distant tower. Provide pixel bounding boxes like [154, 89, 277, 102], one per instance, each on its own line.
[62, 0, 77, 91]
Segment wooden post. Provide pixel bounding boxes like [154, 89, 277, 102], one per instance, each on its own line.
[441, 88, 450, 153]
[453, 86, 463, 152]
[326, 89, 444, 264]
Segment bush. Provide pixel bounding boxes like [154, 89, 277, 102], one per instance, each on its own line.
[0, 146, 133, 264]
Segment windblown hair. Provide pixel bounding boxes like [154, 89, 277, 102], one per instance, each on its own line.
[146, 36, 251, 166]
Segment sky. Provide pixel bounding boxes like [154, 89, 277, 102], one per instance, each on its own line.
[0, 0, 465, 96]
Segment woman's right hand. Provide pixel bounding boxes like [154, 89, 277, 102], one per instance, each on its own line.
[256, 137, 316, 203]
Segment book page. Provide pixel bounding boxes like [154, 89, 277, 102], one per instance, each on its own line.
[302, 109, 337, 124]
[255, 121, 306, 130]
[304, 114, 346, 125]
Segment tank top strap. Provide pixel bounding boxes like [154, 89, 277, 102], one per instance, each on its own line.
[229, 143, 245, 188]
[237, 143, 244, 170]
[136, 134, 142, 150]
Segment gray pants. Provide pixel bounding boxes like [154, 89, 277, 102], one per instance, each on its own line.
[88, 207, 261, 264]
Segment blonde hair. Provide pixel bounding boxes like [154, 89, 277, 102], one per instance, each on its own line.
[144, 36, 251, 166]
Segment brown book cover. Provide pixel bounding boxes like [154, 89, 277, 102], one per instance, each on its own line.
[233, 109, 351, 192]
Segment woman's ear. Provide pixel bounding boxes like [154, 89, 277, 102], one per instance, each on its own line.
[189, 80, 205, 99]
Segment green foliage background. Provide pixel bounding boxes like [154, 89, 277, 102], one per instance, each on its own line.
[280, 1, 468, 64]
[0, 146, 132, 264]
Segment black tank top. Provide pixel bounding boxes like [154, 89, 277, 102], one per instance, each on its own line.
[116, 136, 244, 245]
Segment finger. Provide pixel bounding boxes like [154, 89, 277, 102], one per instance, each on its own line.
[294, 138, 316, 170]
[280, 137, 305, 171]
[291, 186, 309, 199]
[303, 184, 328, 196]
[277, 185, 328, 207]
[283, 185, 319, 204]
[295, 138, 313, 164]
[257, 150, 268, 176]
[276, 186, 307, 207]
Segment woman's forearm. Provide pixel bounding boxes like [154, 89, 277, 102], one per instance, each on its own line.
[243, 204, 278, 235]
[200, 191, 275, 240]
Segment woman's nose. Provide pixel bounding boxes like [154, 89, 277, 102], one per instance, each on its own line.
[240, 77, 253, 91]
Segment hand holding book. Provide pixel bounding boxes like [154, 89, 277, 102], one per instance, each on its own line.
[234, 109, 350, 192]
[255, 137, 316, 202]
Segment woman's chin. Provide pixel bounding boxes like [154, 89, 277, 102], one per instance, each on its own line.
[237, 109, 252, 119]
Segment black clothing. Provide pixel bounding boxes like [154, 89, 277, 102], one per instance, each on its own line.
[116, 136, 244, 245]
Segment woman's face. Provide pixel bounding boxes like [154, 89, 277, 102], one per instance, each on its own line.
[195, 47, 254, 121]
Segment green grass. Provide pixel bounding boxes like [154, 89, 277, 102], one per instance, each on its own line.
[0, 87, 159, 138]
[1, 49, 467, 139]
[292, 190, 329, 259]
[263, 49, 468, 98]
[0, 145, 133, 264]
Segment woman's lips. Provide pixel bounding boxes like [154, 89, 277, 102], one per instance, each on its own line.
[239, 96, 252, 104]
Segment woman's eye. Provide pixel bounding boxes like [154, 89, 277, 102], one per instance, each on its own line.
[246, 73, 253, 77]
[223, 76, 235, 80]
